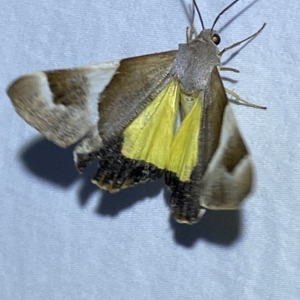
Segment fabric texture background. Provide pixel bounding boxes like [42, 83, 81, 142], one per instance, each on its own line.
[1, 0, 299, 299]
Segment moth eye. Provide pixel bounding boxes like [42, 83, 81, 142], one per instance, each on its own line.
[212, 33, 221, 45]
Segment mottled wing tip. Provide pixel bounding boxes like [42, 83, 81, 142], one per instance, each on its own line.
[173, 207, 207, 225]
[7, 72, 92, 147]
[7, 60, 121, 148]
[199, 104, 254, 210]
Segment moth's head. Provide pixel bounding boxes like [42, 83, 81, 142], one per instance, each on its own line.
[191, 0, 238, 46]
[196, 29, 221, 46]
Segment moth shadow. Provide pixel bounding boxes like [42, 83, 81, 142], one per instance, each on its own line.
[79, 166, 164, 216]
[180, 0, 260, 37]
[170, 210, 241, 247]
[96, 181, 163, 216]
[221, 76, 238, 84]
[20, 137, 79, 187]
[21, 137, 163, 217]
[20, 138, 241, 237]
[164, 190, 241, 247]
[222, 38, 254, 66]
[218, 0, 261, 34]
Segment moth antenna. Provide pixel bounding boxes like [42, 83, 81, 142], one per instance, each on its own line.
[211, 0, 239, 32]
[193, 0, 205, 30]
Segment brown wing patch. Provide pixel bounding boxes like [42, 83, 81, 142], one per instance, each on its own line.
[99, 51, 177, 143]
[7, 62, 120, 147]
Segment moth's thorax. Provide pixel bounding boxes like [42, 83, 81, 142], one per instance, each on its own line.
[172, 29, 220, 94]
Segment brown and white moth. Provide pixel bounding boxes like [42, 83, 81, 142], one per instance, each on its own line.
[7, 0, 266, 224]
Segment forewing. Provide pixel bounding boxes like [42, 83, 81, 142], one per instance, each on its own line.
[166, 67, 253, 224]
[8, 50, 179, 193]
[198, 68, 253, 210]
[7, 61, 120, 147]
[74, 51, 179, 191]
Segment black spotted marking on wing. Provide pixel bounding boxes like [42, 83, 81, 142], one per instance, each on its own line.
[94, 137, 164, 191]
[76, 137, 164, 192]
[76, 151, 98, 173]
[165, 171, 202, 224]
[77, 136, 164, 192]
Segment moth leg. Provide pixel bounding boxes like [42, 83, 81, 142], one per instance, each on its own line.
[225, 88, 267, 110]
[220, 66, 239, 73]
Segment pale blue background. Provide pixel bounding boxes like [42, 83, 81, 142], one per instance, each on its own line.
[1, 0, 299, 299]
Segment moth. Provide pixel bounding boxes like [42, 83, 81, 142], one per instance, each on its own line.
[7, 0, 266, 224]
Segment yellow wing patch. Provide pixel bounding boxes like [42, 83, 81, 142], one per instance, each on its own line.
[166, 95, 202, 181]
[122, 80, 180, 169]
